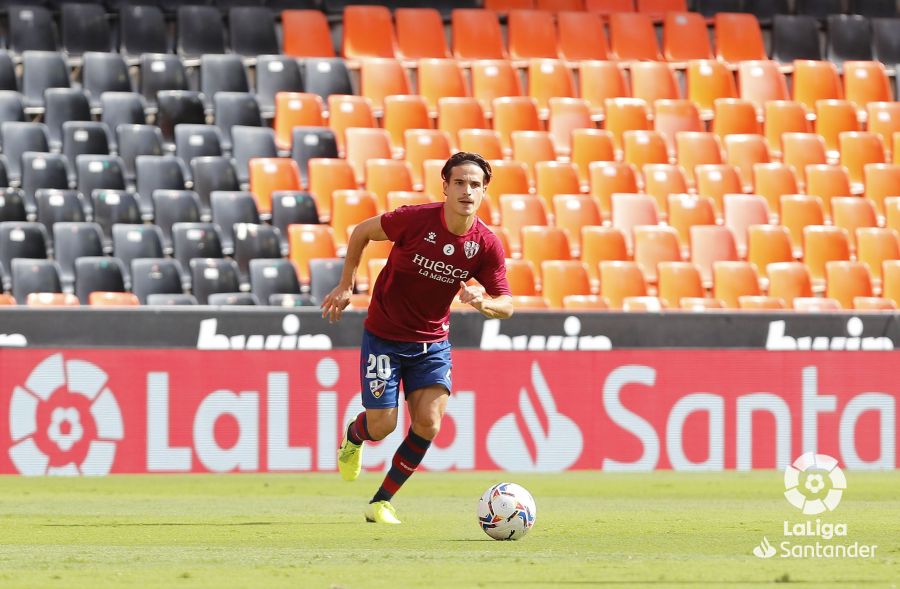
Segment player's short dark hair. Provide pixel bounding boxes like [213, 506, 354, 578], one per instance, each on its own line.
[441, 152, 492, 186]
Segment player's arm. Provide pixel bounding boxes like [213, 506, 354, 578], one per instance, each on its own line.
[320, 215, 389, 322]
[459, 281, 514, 319]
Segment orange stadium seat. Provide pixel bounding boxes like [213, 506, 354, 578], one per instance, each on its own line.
[488, 159, 530, 201]
[856, 227, 900, 290]
[853, 296, 896, 310]
[509, 295, 549, 310]
[715, 13, 766, 64]
[505, 258, 538, 295]
[864, 163, 900, 218]
[831, 196, 877, 253]
[803, 224, 851, 287]
[571, 129, 615, 186]
[630, 62, 680, 109]
[753, 162, 798, 219]
[654, 100, 702, 159]
[792, 60, 843, 114]
[689, 224, 739, 287]
[383, 95, 430, 154]
[633, 224, 682, 284]
[723, 193, 769, 258]
[793, 297, 841, 312]
[866, 102, 900, 158]
[273, 92, 324, 151]
[781, 133, 827, 189]
[327, 95, 376, 155]
[493, 97, 542, 153]
[537, 0, 586, 10]
[472, 60, 523, 117]
[767, 261, 813, 308]
[687, 61, 738, 120]
[585, 0, 635, 14]
[89, 292, 139, 306]
[611, 192, 659, 252]
[657, 261, 704, 308]
[816, 100, 861, 158]
[580, 60, 630, 121]
[763, 100, 811, 157]
[713, 260, 761, 308]
[357, 237, 393, 292]
[676, 132, 723, 187]
[342, 5, 396, 61]
[307, 158, 356, 221]
[643, 164, 688, 218]
[27, 293, 79, 307]
[590, 161, 638, 219]
[249, 157, 301, 215]
[667, 193, 716, 255]
[541, 260, 591, 308]
[452, 9, 508, 60]
[418, 58, 469, 115]
[395, 8, 450, 61]
[826, 260, 873, 309]
[738, 296, 787, 310]
[637, 0, 687, 21]
[458, 129, 504, 160]
[344, 128, 392, 185]
[780, 194, 825, 258]
[738, 61, 789, 115]
[404, 130, 452, 189]
[529, 59, 576, 116]
[521, 225, 571, 285]
[712, 98, 762, 140]
[724, 133, 770, 191]
[600, 261, 648, 308]
[438, 98, 488, 149]
[883, 260, 900, 307]
[548, 98, 592, 157]
[623, 130, 669, 176]
[281, 10, 335, 58]
[552, 193, 602, 256]
[499, 193, 548, 254]
[604, 98, 650, 153]
[331, 189, 378, 250]
[535, 160, 581, 211]
[365, 159, 414, 212]
[563, 295, 610, 310]
[608, 13, 662, 61]
[840, 131, 886, 189]
[485, 0, 535, 10]
[622, 296, 667, 311]
[508, 10, 559, 61]
[747, 224, 794, 281]
[581, 226, 629, 288]
[804, 164, 852, 220]
[663, 12, 713, 62]
[386, 191, 432, 211]
[694, 163, 742, 218]
[844, 61, 892, 109]
[557, 11, 609, 62]
[513, 131, 556, 183]
[360, 58, 411, 115]
[288, 224, 337, 285]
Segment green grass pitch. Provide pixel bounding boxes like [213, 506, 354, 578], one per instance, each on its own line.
[0, 471, 897, 588]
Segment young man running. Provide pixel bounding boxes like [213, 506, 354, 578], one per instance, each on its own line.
[320, 152, 513, 524]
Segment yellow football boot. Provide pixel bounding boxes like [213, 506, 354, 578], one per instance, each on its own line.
[365, 500, 401, 524]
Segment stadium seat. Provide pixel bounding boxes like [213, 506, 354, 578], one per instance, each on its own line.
[712, 99, 761, 141]
[287, 224, 337, 286]
[210, 191, 260, 255]
[642, 164, 687, 218]
[356, 239, 393, 293]
[343, 5, 396, 61]
[864, 163, 900, 217]
[589, 161, 639, 219]
[472, 62, 524, 119]
[657, 261, 704, 308]
[633, 225, 682, 284]
[826, 260, 873, 308]
[12, 260, 62, 305]
[418, 59, 469, 115]
[177, 5, 226, 61]
[508, 10, 558, 61]
[557, 11, 609, 62]
[737, 295, 787, 310]
[772, 15, 822, 64]
[452, 9, 507, 60]
[738, 61, 789, 116]
[513, 131, 556, 185]
[831, 196, 877, 253]
[688, 61, 738, 120]
[529, 60, 576, 116]
[282, 10, 335, 58]
[155, 91, 205, 144]
[112, 224, 164, 285]
[723, 193, 769, 258]
[552, 194, 602, 257]
[630, 63, 680, 109]
[9, 6, 57, 54]
[828, 16, 874, 66]
[438, 98, 488, 150]
[120, 5, 168, 59]
[201, 55, 250, 110]
[21, 154, 70, 210]
[840, 132, 886, 189]
[713, 260, 761, 308]
[360, 59, 411, 115]
[856, 226, 899, 290]
[82, 53, 131, 109]
[667, 193, 716, 255]
[327, 95, 376, 155]
[521, 225, 571, 286]
[499, 194, 548, 254]
[793, 61, 843, 115]
[404, 130, 452, 189]
[541, 260, 591, 308]
[248, 158, 301, 216]
[747, 224, 794, 282]
[571, 129, 615, 187]
[780, 194, 825, 258]
[781, 133, 827, 189]
[51, 221, 103, 288]
[865, 102, 900, 157]
[562, 295, 610, 310]
[608, 13, 662, 61]
[191, 157, 240, 218]
[803, 225, 851, 287]
[231, 223, 281, 281]
[188, 258, 240, 305]
[92, 190, 141, 247]
[289, 127, 337, 188]
[675, 132, 723, 187]
[604, 98, 651, 154]
[763, 101, 811, 157]
[395, 8, 450, 61]
[256, 57, 305, 119]
[611, 193, 659, 253]
[89, 291, 139, 307]
[694, 163, 742, 218]
[303, 59, 353, 103]
[654, 100, 702, 159]
[175, 125, 223, 170]
[135, 155, 188, 219]
[505, 258, 538, 296]
[581, 226, 629, 289]
[307, 158, 356, 221]
[75, 257, 127, 305]
[815, 101, 861, 159]
[383, 95, 430, 154]
[131, 258, 184, 304]
[600, 261, 648, 309]
[76, 155, 128, 213]
[229, 6, 279, 57]
[663, 12, 713, 62]
[715, 13, 767, 64]
[22, 51, 69, 113]
[689, 224, 739, 287]
[579, 60, 630, 122]
[35, 189, 87, 245]
[331, 190, 378, 250]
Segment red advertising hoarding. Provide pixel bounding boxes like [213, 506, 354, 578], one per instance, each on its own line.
[1, 349, 896, 475]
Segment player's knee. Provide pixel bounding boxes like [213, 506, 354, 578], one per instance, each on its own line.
[365, 415, 397, 441]
[412, 416, 441, 441]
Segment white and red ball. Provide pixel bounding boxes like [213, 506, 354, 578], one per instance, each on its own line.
[477, 482, 536, 540]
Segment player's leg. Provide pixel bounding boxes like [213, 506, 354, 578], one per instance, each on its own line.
[338, 331, 402, 482]
[368, 339, 452, 518]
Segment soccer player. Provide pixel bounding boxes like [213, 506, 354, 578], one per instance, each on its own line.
[320, 152, 513, 524]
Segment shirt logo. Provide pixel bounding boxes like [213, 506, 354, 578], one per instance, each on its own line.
[464, 241, 480, 259]
[425, 232, 436, 244]
[443, 244, 455, 255]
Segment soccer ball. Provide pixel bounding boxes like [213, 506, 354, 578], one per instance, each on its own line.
[477, 482, 536, 540]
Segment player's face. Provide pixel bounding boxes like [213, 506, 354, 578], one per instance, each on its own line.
[443, 163, 486, 218]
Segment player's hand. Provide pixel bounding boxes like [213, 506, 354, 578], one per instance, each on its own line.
[458, 280, 485, 310]
[320, 285, 352, 323]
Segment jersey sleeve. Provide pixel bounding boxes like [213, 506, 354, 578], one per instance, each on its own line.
[379, 205, 417, 244]
[476, 236, 511, 297]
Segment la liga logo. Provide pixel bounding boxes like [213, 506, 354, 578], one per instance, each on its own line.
[752, 452, 878, 560]
[8, 354, 123, 476]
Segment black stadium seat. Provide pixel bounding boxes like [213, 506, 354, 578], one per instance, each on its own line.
[771, 15, 822, 64]
[82, 53, 133, 109]
[155, 91, 206, 143]
[61, 2, 113, 57]
[76, 154, 127, 207]
[249, 258, 301, 305]
[1, 122, 50, 183]
[171, 222, 225, 285]
[21, 153, 70, 208]
[152, 189, 202, 251]
[9, 6, 57, 54]
[190, 257, 241, 304]
[210, 190, 260, 254]
[10, 258, 60, 303]
[231, 126, 278, 185]
[52, 221, 105, 289]
[191, 156, 241, 218]
[134, 154, 188, 219]
[291, 127, 339, 187]
[120, 4, 169, 59]
[232, 222, 281, 280]
[91, 189, 142, 248]
[214, 92, 263, 151]
[200, 54, 250, 109]
[112, 223, 165, 285]
[62, 121, 111, 177]
[229, 6, 281, 57]
[140, 54, 189, 108]
[177, 5, 227, 60]
[74, 256, 127, 304]
[131, 258, 184, 304]
[255, 55, 305, 117]
[35, 189, 88, 244]
[22, 51, 69, 112]
[116, 124, 164, 182]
